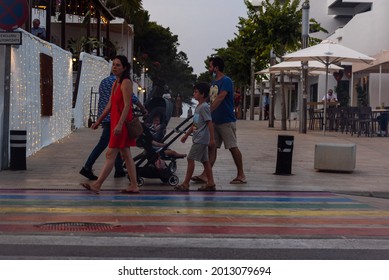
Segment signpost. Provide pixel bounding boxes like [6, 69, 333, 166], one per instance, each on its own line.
[0, 31, 22, 45]
[0, 0, 28, 31]
[0, 0, 28, 169]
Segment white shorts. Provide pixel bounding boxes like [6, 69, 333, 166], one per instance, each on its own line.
[213, 122, 237, 149]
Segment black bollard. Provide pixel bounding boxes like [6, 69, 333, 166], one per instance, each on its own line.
[275, 135, 294, 175]
[10, 130, 27, 170]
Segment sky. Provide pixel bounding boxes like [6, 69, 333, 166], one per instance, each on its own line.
[141, 0, 249, 75]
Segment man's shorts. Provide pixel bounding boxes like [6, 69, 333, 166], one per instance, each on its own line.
[213, 122, 237, 149]
[188, 143, 209, 163]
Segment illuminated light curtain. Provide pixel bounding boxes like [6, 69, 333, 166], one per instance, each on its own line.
[73, 52, 110, 129]
[10, 29, 73, 156]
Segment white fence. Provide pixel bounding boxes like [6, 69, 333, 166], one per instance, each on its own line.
[2, 32, 139, 161]
[73, 52, 110, 129]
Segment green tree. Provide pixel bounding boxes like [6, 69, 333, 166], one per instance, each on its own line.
[104, 0, 144, 28]
[134, 19, 196, 103]
[101, 1, 196, 102]
[263, 0, 301, 129]
[208, 0, 325, 129]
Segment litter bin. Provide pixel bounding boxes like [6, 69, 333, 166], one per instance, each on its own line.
[275, 135, 294, 175]
[10, 130, 27, 170]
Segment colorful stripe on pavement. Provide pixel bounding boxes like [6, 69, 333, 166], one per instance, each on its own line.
[0, 190, 388, 238]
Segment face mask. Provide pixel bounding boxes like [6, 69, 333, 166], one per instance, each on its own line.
[212, 71, 216, 79]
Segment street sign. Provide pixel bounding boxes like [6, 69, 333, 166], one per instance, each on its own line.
[0, 0, 28, 31]
[0, 31, 22, 45]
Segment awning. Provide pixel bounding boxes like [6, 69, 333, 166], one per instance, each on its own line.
[353, 50, 389, 73]
[352, 50, 389, 106]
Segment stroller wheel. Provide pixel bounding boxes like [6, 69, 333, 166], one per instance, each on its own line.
[137, 177, 144, 187]
[168, 175, 179, 186]
[168, 161, 177, 173]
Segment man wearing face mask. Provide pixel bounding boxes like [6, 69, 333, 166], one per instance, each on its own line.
[191, 56, 247, 185]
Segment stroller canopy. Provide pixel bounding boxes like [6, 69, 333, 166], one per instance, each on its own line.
[145, 97, 174, 125]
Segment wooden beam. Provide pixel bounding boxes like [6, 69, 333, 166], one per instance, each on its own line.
[96, 10, 101, 56]
[26, 0, 32, 33]
[61, 0, 67, 49]
[45, 0, 51, 42]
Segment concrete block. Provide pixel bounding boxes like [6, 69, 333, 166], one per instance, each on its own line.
[314, 143, 356, 172]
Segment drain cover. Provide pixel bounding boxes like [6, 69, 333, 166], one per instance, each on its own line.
[35, 222, 118, 231]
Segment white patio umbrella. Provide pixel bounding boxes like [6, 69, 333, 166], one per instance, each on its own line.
[270, 60, 343, 73]
[283, 40, 375, 133]
[256, 60, 343, 75]
[256, 61, 343, 125]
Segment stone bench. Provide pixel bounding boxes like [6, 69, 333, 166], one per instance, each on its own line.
[314, 143, 356, 172]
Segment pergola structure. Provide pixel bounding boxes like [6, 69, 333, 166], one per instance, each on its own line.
[25, 0, 115, 55]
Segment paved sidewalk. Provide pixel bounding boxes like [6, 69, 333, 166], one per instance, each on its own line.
[0, 118, 388, 197]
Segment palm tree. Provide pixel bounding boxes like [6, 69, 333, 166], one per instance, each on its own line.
[103, 0, 144, 27]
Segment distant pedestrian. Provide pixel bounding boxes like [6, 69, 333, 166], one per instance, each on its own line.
[187, 107, 193, 117]
[174, 94, 183, 117]
[263, 93, 270, 120]
[234, 88, 242, 119]
[175, 82, 215, 191]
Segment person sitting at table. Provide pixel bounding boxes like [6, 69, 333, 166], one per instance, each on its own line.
[31, 19, 46, 40]
[322, 89, 338, 103]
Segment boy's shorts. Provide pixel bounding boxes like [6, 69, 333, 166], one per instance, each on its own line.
[188, 143, 209, 163]
[213, 122, 237, 149]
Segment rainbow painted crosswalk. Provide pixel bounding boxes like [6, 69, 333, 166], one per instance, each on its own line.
[0, 189, 388, 238]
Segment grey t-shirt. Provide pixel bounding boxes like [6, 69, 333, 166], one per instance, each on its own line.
[192, 102, 212, 145]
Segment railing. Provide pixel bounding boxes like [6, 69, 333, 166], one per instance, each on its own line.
[308, 106, 388, 137]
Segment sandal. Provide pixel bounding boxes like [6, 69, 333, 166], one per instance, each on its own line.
[190, 175, 207, 183]
[80, 183, 100, 194]
[120, 189, 140, 194]
[229, 178, 247, 184]
[197, 184, 216, 191]
[174, 184, 190, 192]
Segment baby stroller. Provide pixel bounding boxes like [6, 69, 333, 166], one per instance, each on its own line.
[133, 97, 193, 186]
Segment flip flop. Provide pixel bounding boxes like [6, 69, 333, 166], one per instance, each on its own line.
[229, 178, 247, 184]
[80, 183, 100, 194]
[190, 175, 207, 183]
[198, 184, 216, 191]
[120, 189, 140, 194]
[174, 184, 190, 192]
[81, 182, 91, 191]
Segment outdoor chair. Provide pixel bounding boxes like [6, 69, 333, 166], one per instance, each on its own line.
[325, 107, 338, 131]
[337, 107, 348, 133]
[345, 106, 359, 135]
[308, 107, 323, 130]
[357, 106, 374, 137]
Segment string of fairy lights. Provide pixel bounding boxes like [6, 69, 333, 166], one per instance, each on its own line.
[10, 29, 73, 156]
[33, 0, 91, 17]
[32, 0, 107, 23]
